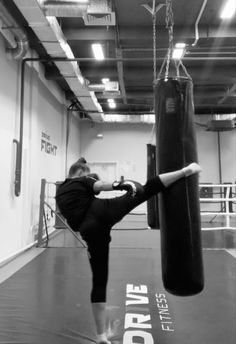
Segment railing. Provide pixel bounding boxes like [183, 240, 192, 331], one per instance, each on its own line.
[199, 183, 236, 230]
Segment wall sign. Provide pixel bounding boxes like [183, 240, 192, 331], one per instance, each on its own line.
[41, 132, 57, 156]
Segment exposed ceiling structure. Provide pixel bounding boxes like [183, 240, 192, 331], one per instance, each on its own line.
[1, 0, 236, 122]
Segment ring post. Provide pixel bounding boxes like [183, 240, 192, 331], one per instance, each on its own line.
[225, 187, 230, 228]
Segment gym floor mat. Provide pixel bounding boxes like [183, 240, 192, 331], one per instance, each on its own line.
[0, 231, 235, 344]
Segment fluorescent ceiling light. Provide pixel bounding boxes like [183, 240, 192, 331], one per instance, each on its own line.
[102, 78, 110, 84]
[63, 0, 89, 3]
[172, 43, 186, 60]
[175, 43, 186, 48]
[108, 102, 116, 109]
[92, 43, 104, 60]
[107, 99, 116, 108]
[220, 0, 236, 19]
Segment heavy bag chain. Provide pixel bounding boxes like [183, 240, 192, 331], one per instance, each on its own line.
[155, 0, 177, 81]
[150, 0, 165, 83]
[165, 0, 175, 79]
[153, 0, 157, 83]
[156, 0, 191, 80]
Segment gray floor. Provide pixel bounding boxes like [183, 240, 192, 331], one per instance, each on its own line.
[0, 226, 235, 285]
[0, 230, 235, 344]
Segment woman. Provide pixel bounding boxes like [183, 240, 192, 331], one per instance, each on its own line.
[56, 158, 201, 344]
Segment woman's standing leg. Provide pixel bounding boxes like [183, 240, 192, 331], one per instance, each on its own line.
[87, 240, 111, 344]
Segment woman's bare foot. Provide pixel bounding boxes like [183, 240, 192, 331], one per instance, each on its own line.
[182, 163, 202, 177]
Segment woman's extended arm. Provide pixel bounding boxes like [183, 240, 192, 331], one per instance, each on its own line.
[93, 181, 114, 192]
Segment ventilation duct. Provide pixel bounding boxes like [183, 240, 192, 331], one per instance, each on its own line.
[207, 119, 235, 131]
[84, 0, 115, 26]
[104, 114, 155, 124]
[40, 0, 115, 25]
[0, 1, 28, 59]
[207, 114, 236, 131]
[12, 0, 104, 122]
[40, 0, 88, 17]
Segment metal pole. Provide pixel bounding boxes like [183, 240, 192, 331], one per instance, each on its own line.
[13, 58, 26, 196]
[65, 108, 71, 177]
[217, 131, 222, 184]
[217, 131, 224, 213]
[37, 178, 46, 247]
[15, 56, 236, 63]
[192, 0, 208, 47]
[225, 187, 230, 228]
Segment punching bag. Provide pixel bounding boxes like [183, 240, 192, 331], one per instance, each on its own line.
[155, 77, 204, 296]
[147, 144, 159, 229]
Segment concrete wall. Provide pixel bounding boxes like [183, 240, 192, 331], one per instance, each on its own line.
[0, 35, 81, 264]
[80, 120, 236, 184]
[80, 121, 154, 183]
[197, 126, 236, 184]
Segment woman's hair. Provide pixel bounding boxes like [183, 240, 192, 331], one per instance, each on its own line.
[87, 173, 100, 180]
[68, 161, 90, 178]
[77, 157, 87, 164]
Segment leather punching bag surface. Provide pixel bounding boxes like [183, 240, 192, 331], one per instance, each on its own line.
[155, 78, 204, 296]
[147, 144, 159, 229]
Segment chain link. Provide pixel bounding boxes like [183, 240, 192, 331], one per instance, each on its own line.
[156, 0, 191, 80]
[153, 1, 157, 83]
[152, 1, 165, 83]
[165, 0, 174, 79]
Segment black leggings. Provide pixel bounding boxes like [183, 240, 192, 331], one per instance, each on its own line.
[79, 176, 166, 303]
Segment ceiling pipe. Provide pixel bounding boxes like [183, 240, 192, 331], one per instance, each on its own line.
[0, 18, 17, 48]
[41, 56, 236, 61]
[0, 0, 28, 59]
[188, 51, 236, 55]
[74, 107, 236, 115]
[9, 36, 28, 60]
[192, 0, 208, 47]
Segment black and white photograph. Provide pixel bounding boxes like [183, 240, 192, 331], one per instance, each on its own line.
[0, 1, 235, 343]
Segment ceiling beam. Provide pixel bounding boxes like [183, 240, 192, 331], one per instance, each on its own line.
[64, 25, 236, 42]
[81, 65, 236, 84]
[195, 106, 236, 114]
[96, 91, 236, 100]
[45, 64, 236, 85]
[74, 106, 236, 115]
